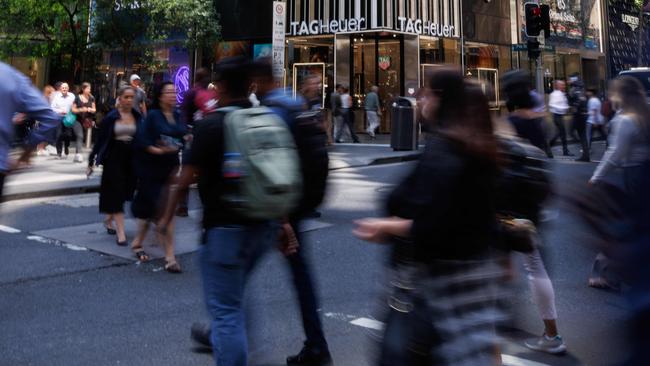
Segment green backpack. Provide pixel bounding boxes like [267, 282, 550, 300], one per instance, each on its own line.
[219, 106, 302, 220]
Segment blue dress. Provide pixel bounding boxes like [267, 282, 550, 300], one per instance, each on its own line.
[131, 109, 187, 220]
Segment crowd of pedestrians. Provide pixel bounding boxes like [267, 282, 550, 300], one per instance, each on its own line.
[4, 56, 650, 365]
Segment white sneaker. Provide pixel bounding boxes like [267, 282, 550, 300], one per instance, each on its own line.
[524, 334, 567, 354]
[73, 154, 83, 163]
[46, 146, 57, 156]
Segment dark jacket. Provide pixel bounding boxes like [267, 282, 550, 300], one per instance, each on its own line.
[387, 134, 498, 263]
[88, 108, 142, 167]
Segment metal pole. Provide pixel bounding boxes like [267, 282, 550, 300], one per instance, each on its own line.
[639, 2, 645, 67]
[460, 0, 465, 73]
[536, 30, 545, 95]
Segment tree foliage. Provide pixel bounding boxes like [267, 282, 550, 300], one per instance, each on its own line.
[0, 0, 91, 78]
[147, 0, 221, 50]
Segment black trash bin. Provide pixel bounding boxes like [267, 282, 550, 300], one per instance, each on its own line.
[390, 97, 419, 151]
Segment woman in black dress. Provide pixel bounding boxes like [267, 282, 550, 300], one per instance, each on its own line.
[354, 67, 501, 365]
[87, 86, 140, 254]
[131, 81, 187, 273]
[71, 82, 96, 163]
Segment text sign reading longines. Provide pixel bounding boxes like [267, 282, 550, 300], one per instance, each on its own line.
[289, 17, 455, 37]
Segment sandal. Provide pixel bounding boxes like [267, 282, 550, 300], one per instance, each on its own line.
[588, 277, 620, 291]
[165, 260, 182, 274]
[104, 220, 116, 235]
[133, 249, 149, 262]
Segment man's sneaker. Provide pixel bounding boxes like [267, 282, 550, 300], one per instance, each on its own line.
[73, 154, 83, 163]
[190, 322, 211, 348]
[524, 334, 567, 355]
[36, 149, 47, 156]
[287, 346, 332, 366]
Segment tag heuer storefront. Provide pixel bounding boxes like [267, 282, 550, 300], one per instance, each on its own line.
[285, 0, 462, 133]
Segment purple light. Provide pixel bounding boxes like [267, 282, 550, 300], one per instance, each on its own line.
[174, 66, 190, 104]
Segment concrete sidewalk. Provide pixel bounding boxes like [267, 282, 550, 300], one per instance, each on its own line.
[3, 142, 421, 201]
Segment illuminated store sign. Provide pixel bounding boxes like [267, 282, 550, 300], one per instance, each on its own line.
[289, 18, 367, 36]
[174, 66, 190, 104]
[397, 17, 456, 37]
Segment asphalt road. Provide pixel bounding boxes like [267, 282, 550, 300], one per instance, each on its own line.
[0, 154, 629, 366]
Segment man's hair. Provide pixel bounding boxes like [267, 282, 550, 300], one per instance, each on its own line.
[195, 68, 211, 87]
[215, 56, 249, 98]
[248, 58, 273, 81]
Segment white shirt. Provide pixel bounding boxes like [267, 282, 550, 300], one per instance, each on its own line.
[548, 90, 569, 115]
[341, 93, 351, 109]
[50, 92, 75, 115]
[587, 97, 603, 125]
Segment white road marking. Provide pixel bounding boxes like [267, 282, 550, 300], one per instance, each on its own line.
[345, 317, 552, 366]
[5, 174, 90, 187]
[0, 225, 21, 233]
[501, 354, 552, 366]
[27, 235, 88, 251]
[349, 317, 385, 331]
[46, 195, 99, 208]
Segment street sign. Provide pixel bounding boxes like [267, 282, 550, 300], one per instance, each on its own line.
[511, 43, 555, 52]
[272, 1, 286, 81]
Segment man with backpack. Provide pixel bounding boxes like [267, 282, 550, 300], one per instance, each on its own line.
[186, 61, 333, 365]
[159, 57, 303, 366]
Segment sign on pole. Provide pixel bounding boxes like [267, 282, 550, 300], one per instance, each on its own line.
[272, 1, 286, 82]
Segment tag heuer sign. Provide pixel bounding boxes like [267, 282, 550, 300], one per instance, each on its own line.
[622, 14, 640, 31]
[378, 56, 391, 70]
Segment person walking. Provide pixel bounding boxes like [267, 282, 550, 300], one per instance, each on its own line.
[159, 57, 297, 366]
[586, 88, 606, 151]
[50, 82, 76, 159]
[354, 67, 502, 365]
[568, 75, 590, 162]
[330, 84, 343, 142]
[365, 85, 380, 138]
[548, 80, 572, 156]
[87, 86, 140, 249]
[71, 82, 96, 163]
[588, 76, 650, 290]
[129, 74, 147, 117]
[131, 81, 187, 273]
[336, 86, 359, 143]
[0, 62, 60, 197]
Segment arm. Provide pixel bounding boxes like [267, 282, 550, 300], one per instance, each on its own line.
[591, 116, 635, 182]
[88, 100, 96, 114]
[158, 165, 197, 230]
[14, 74, 61, 147]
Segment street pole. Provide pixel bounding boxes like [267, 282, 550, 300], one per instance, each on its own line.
[639, 2, 645, 67]
[536, 30, 545, 95]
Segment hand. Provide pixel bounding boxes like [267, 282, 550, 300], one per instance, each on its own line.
[86, 166, 94, 178]
[277, 223, 299, 256]
[353, 218, 390, 243]
[12, 113, 26, 125]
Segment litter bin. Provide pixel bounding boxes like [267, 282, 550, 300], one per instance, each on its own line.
[390, 97, 418, 151]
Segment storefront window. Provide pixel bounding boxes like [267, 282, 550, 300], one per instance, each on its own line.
[288, 36, 334, 95]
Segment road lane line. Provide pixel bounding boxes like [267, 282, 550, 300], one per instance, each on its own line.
[501, 354, 552, 366]
[0, 225, 21, 234]
[349, 317, 385, 331]
[27, 235, 88, 251]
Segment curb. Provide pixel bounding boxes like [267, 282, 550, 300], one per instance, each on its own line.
[2, 152, 422, 202]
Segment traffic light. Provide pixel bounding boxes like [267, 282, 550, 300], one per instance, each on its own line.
[540, 4, 551, 38]
[525, 2, 542, 37]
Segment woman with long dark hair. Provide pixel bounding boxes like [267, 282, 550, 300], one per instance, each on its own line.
[87, 85, 139, 248]
[131, 81, 187, 273]
[71, 82, 96, 162]
[353, 67, 501, 364]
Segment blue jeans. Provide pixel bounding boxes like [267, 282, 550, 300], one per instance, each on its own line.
[201, 223, 276, 366]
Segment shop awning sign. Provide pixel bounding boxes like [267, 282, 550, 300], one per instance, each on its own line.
[289, 18, 366, 36]
[397, 17, 456, 37]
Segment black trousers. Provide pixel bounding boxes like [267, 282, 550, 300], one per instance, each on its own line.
[0, 172, 5, 200]
[570, 114, 590, 160]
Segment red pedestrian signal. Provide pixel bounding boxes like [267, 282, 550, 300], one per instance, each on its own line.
[525, 2, 542, 37]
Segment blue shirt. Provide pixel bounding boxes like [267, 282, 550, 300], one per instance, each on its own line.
[260, 88, 305, 128]
[0, 62, 61, 171]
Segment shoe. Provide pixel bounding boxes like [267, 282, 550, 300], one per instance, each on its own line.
[287, 346, 332, 366]
[190, 323, 212, 347]
[575, 157, 590, 162]
[524, 334, 567, 355]
[116, 238, 128, 246]
[36, 150, 47, 156]
[73, 154, 83, 163]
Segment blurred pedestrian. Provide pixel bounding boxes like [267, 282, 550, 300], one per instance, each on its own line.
[502, 70, 553, 158]
[51, 82, 76, 159]
[87, 85, 139, 248]
[131, 81, 187, 273]
[129, 74, 147, 117]
[336, 86, 359, 143]
[248, 82, 260, 107]
[548, 80, 573, 156]
[160, 56, 301, 366]
[71, 82, 96, 163]
[0, 62, 60, 197]
[567, 75, 590, 162]
[585, 88, 606, 150]
[354, 67, 502, 365]
[330, 84, 343, 142]
[588, 76, 650, 291]
[365, 85, 380, 138]
[177, 68, 218, 217]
